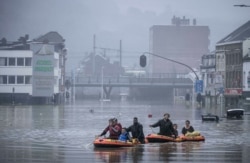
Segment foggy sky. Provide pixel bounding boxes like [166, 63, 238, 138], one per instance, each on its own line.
[0, 0, 249, 72]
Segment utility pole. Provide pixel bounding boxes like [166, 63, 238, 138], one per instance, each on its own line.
[93, 34, 96, 75]
[119, 40, 122, 68]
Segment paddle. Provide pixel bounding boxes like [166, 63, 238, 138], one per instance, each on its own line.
[150, 127, 156, 134]
[84, 135, 98, 149]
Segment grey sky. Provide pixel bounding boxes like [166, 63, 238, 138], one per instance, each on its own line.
[0, 0, 249, 70]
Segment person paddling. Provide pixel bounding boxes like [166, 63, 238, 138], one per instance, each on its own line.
[98, 118, 121, 139]
[149, 113, 175, 137]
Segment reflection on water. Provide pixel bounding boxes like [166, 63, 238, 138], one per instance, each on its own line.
[0, 101, 250, 162]
[94, 148, 129, 162]
[94, 146, 144, 163]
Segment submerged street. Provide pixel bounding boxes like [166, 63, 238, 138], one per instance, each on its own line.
[1, 0, 250, 162]
[0, 100, 250, 163]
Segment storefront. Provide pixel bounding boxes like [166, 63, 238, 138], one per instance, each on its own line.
[224, 88, 242, 108]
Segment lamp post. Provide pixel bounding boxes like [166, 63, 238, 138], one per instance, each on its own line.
[234, 4, 250, 7]
[140, 52, 199, 80]
[70, 69, 76, 104]
[12, 87, 15, 105]
[101, 66, 104, 100]
[140, 52, 200, 106]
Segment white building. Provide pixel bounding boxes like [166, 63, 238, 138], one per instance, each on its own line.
[0, 47, 61, 104]
[0, 32, 67, 104]
[0, 50, 33, 103]
[200, 52, 216, 96]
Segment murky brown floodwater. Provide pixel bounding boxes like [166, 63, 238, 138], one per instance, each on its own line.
[0, 100, 250, 163]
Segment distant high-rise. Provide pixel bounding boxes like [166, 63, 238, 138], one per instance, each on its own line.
[149, 16, 210, 74]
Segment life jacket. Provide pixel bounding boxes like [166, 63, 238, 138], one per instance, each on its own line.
[119, 132, 129, 141]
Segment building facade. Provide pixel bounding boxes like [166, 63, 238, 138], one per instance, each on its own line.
[243, 51, 250, 107]
[149, 16, 210, 74]
[0, 32, 67, 104]
[0, 50, 33, 104]
[216, 21, 250, 108]
[200, 52, 216, 106]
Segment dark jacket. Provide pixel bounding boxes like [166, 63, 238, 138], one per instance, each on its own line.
[126, 122, 145, 143]
[182, 126, 194, 135]
[173, 129, 178, 138]
[151, 119, 174, 137]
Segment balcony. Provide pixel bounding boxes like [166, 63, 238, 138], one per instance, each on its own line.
[200, 65, 216, 69]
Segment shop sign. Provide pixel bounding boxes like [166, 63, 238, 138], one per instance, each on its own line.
[224, 88, 242, 95]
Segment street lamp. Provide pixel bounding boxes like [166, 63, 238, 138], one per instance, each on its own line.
[101, 66, 104, 100]
[140, 52, 199, 80]
[12, 87, 15, 105]
[140, 52, 200, 106]
[234, 4, 250, 7]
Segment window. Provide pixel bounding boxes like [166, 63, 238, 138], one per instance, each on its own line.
[0, 75, 7, 84]
[230, 54, 233, 65]
[238, 53, 241, 64]
[248, 72, 250, 88]
[25, 76, 32, 84]
[8, 58, 16, 66]
[8, 76, 15, 84]
[234, 54, 237, 64]
[17, 76, 24, 84]
[0, 57, 7, 66]
[17, 58, 24, 66]
[243, 71, 246, 88]
[25, 58, 32, 66]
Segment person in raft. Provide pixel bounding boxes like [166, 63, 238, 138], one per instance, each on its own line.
[113, 118, 122, 135]
[149, 113, 175, 137]
[173, 123, 178, 138]
[98, 118, 121, 139]
[181, 120, 195, 135]
[118, 128, 131, 142]
[126, 117, 145, 144]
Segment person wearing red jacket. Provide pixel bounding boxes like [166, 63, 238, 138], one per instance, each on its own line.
[113, 118, 122, 134]
[99, 118, 121, 139]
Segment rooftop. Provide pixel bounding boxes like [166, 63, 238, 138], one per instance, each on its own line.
[217, 20, 250, 44]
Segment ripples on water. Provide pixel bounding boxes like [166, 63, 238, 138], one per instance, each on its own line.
[0, 101, 250, 162]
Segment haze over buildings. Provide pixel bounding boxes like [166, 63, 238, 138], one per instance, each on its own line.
[0, 0, 249, 73]
[149, 16, 210, 74]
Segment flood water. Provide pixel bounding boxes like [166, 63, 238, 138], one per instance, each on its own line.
[0, 100, 250, 163]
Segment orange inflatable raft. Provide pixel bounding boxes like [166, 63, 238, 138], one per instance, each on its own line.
[146, 133, 205, 143]
[180, 135, 205, 141]
[93, 138, 140, 148]
[146, 134, 177, 143]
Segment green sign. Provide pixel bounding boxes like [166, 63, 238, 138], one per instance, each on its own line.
[32, 44, 55, 97]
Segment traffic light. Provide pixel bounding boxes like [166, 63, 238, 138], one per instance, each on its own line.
[140, 55, 147, 67]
